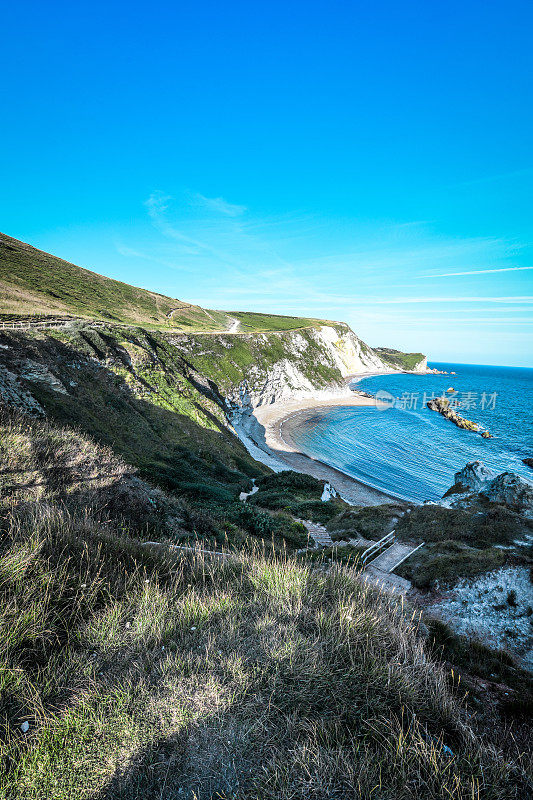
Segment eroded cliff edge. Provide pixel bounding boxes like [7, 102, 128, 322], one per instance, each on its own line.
[0, 320, 425, 487]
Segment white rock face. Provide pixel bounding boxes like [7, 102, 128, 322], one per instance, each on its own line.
[312, 326, 386, 375]
[412, 356, 428, 372]
[432, 567, 533, 668]
[454, 461, 497, 491]
[228, 325, 390, 414]
[0, 364, 45, 415]
[321, 483, 338, 502]
[485, 472, 533, 516]
[20, 360, 68, 394]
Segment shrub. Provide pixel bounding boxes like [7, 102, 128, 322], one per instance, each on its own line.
[178, 481, 234, 504]
[257, 470, 324, 495]
[396, 542, 506, 589]
[327, 503, 404, 541]
[224, 503, 308, 548]
[292, 499, 341, 524]
[396, 504, 533, 548]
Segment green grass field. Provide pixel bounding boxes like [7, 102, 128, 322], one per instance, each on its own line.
[0, 234, 327, 334]
[374, 347, 426, 370]
[230, 310, 325, 331]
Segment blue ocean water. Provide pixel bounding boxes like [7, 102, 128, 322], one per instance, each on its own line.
[287, 362, 533, 503]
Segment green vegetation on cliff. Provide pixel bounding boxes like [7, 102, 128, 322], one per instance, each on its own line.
[0, 328, 342, 552]
[374, 346, 426, 370]
[230, 310, 323, 331]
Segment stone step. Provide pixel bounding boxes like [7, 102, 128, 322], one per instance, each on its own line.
[366, 542, 418, 573]
[363, 566, 412, 595]
[297, 519, 333, 547]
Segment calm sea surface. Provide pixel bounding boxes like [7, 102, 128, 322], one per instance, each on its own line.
[287, 362, 533, 503]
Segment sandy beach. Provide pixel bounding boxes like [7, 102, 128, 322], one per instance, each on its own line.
[233, 381, 408, 506]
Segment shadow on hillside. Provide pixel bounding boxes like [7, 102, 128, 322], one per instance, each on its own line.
[0, 331, 265, 496]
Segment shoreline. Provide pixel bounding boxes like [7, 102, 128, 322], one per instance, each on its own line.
[232, 376, 413, 507]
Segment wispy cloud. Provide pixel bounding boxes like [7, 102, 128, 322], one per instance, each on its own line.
[421, 266, 533, 278]
[143, 190, 244, 266]
[372, 296, 533, 305]
[130, 189, 532, 365]
[191, 193, 246, 217]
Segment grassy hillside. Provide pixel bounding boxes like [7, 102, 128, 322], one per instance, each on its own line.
[0, 234, 322, 333]
[230, 310, 324, 331]
[0, 329, 349, 550]
[0, 232, 231, 329]
[0, 459, 530, 797]
[374, 346, 426, 370]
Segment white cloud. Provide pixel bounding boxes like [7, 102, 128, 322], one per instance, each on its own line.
[144, 190, 172, 219]
[421, 266, 533, 278]
[143, 190, 243, 267]
[371, 296, 533, 305]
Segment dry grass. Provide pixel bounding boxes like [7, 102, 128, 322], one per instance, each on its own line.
[0, 408, 186, 543]
[0, 409, 530, 798]
[0, 502, 529, 799]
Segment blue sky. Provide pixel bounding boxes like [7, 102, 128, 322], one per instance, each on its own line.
[1, 1, 532, 366]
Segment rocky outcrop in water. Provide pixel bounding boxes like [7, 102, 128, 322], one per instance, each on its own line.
[443, 460, 533, 518]
[426, 396, 491, 438]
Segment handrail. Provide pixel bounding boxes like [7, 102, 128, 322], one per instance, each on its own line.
[361, 530, 396, 565]
[388, 542, 425, 573]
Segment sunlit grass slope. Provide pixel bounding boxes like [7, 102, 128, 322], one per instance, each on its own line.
[374, 346, 426, 370]
[0, 233, 229, 330]
[230, 310, 325, 331]
[0, 234, 323, 333]
[1, 502, 529, 799]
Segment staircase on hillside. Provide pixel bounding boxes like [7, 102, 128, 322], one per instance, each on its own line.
[361, 530, 424, 574]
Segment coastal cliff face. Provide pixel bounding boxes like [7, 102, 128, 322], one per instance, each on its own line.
[172, 322, 390, 413]
[0, 321, 420, 484]
[413, 355, 428, 372]
[0, 321, 388, 454]
[0, 320, 426, 461]
[373, 347, 427, 372]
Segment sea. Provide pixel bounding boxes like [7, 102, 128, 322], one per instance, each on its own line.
[286, 362, 533, 503]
